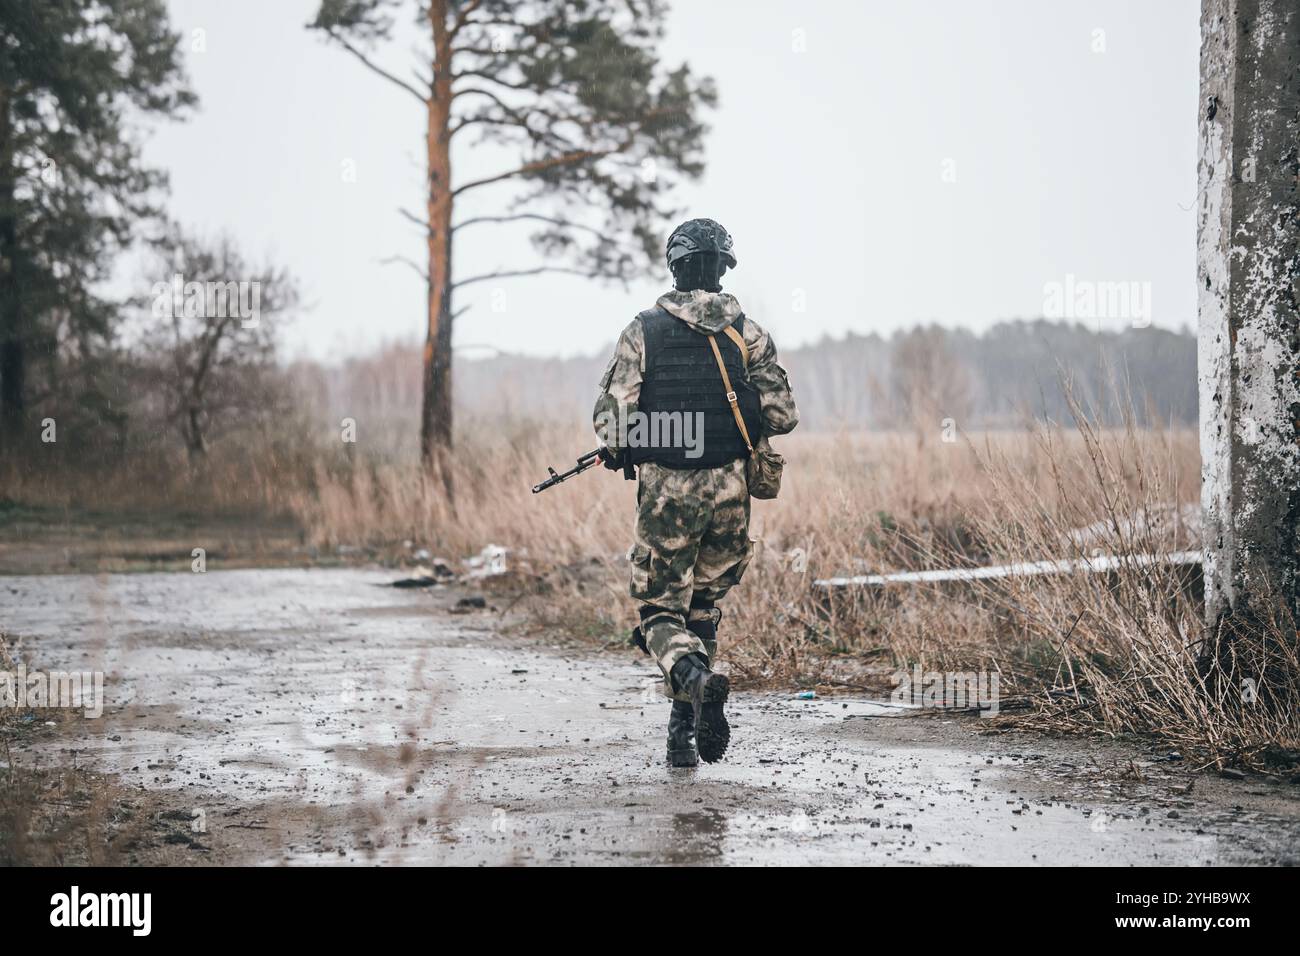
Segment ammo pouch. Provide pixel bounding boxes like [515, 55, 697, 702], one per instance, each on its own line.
[706, 326, 784, 500]
[745, 435, 785, 500]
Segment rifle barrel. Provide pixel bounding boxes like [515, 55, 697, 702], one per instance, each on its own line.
[531, 448, 604, 494]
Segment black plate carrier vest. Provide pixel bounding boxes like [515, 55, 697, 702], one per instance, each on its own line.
[629, 306, 762, 470]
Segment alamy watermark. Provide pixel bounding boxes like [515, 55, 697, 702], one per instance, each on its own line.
[1, 664, 104, 718]
[49, 886, 150, 936]
[151, 273, 261, 328]
[595, 407, 705, 459]
[891, 665, 999, 717]
[1042, 273, 1151, 327]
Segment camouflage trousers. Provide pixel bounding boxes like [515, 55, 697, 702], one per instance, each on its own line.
[629, 458, 753, 701]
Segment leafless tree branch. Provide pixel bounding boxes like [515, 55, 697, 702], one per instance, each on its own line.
[451, 265, 596, 289]
[321, 27, 429, 104]
[450, 213, 605, 237]
[378, 254, 429, 281]
[448, 0, 487, 40]
[398, 207, 431, 233]
[452, 146, 615, 196]
[452, 68, 533, 91]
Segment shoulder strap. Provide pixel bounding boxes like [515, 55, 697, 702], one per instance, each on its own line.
[707, 334, 754, 454]
[721, 325, 747, 368]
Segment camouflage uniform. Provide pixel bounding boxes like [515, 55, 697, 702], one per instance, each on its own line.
[594, 289, 799, 700]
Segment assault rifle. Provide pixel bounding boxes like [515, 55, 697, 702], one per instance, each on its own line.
[532, 447, 634, 493]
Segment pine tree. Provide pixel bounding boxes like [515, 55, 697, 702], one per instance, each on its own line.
[309, 0, 715, 467]
[0, 0, 194, 446]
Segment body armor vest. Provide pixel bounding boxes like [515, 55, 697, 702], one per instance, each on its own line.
[629, 306, 761, 469]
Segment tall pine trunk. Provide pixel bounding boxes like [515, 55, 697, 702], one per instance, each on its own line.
[420, 1, 454, 470]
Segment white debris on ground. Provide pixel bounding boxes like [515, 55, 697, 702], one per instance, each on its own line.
[463, 544, 509, 579]
[389, 543, 528, 588]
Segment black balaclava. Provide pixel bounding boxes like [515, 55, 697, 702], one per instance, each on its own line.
[671, 252, 726, 293]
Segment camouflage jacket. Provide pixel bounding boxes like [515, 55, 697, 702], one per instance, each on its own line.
[593, 289, 799, 456]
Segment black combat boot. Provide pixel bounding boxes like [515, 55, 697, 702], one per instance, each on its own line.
[664, 612, 716, 768]
[666, 700, 698, 767]
[669, 653, 730, 763]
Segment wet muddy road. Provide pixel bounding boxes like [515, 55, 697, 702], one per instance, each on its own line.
[4, 568, 1299, 865]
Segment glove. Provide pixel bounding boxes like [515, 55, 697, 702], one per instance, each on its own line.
[598, 447, 626, 472]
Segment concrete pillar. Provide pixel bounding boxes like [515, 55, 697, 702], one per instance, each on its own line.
[1198, 0, 1300, 632]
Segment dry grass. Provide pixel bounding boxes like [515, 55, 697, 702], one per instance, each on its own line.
[0, 427, 313, 516]
[281, 415, 1298, 769]
[5, 411, 1297, 770]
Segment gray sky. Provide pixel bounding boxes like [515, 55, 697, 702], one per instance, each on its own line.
[141, 0, 1199, 362]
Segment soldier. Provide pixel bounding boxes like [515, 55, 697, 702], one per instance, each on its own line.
[593, 218, 799, 767]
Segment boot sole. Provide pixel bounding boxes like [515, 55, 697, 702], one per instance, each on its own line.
[696, 673, 730, 763]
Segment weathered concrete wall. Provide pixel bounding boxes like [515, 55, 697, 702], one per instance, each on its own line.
[1198, 0, 1300, 630]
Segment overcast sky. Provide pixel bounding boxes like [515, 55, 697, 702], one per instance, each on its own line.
[139, 0, 1199, 363]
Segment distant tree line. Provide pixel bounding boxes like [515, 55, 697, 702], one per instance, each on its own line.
[796, 320, 1198, 430]
[301, 319, 1198, 457]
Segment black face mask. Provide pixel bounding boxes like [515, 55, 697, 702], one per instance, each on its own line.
[671, 252, 726, 293]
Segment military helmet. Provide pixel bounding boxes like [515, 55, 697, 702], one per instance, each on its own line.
[665, 218, 737, 270]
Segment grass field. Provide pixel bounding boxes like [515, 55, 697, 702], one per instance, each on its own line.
[3, 412, 1297, 771]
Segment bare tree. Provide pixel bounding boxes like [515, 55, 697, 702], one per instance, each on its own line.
[137, 228, 299, 461]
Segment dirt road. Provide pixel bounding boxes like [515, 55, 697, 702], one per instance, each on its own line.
[3, 568, 1299, 865]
